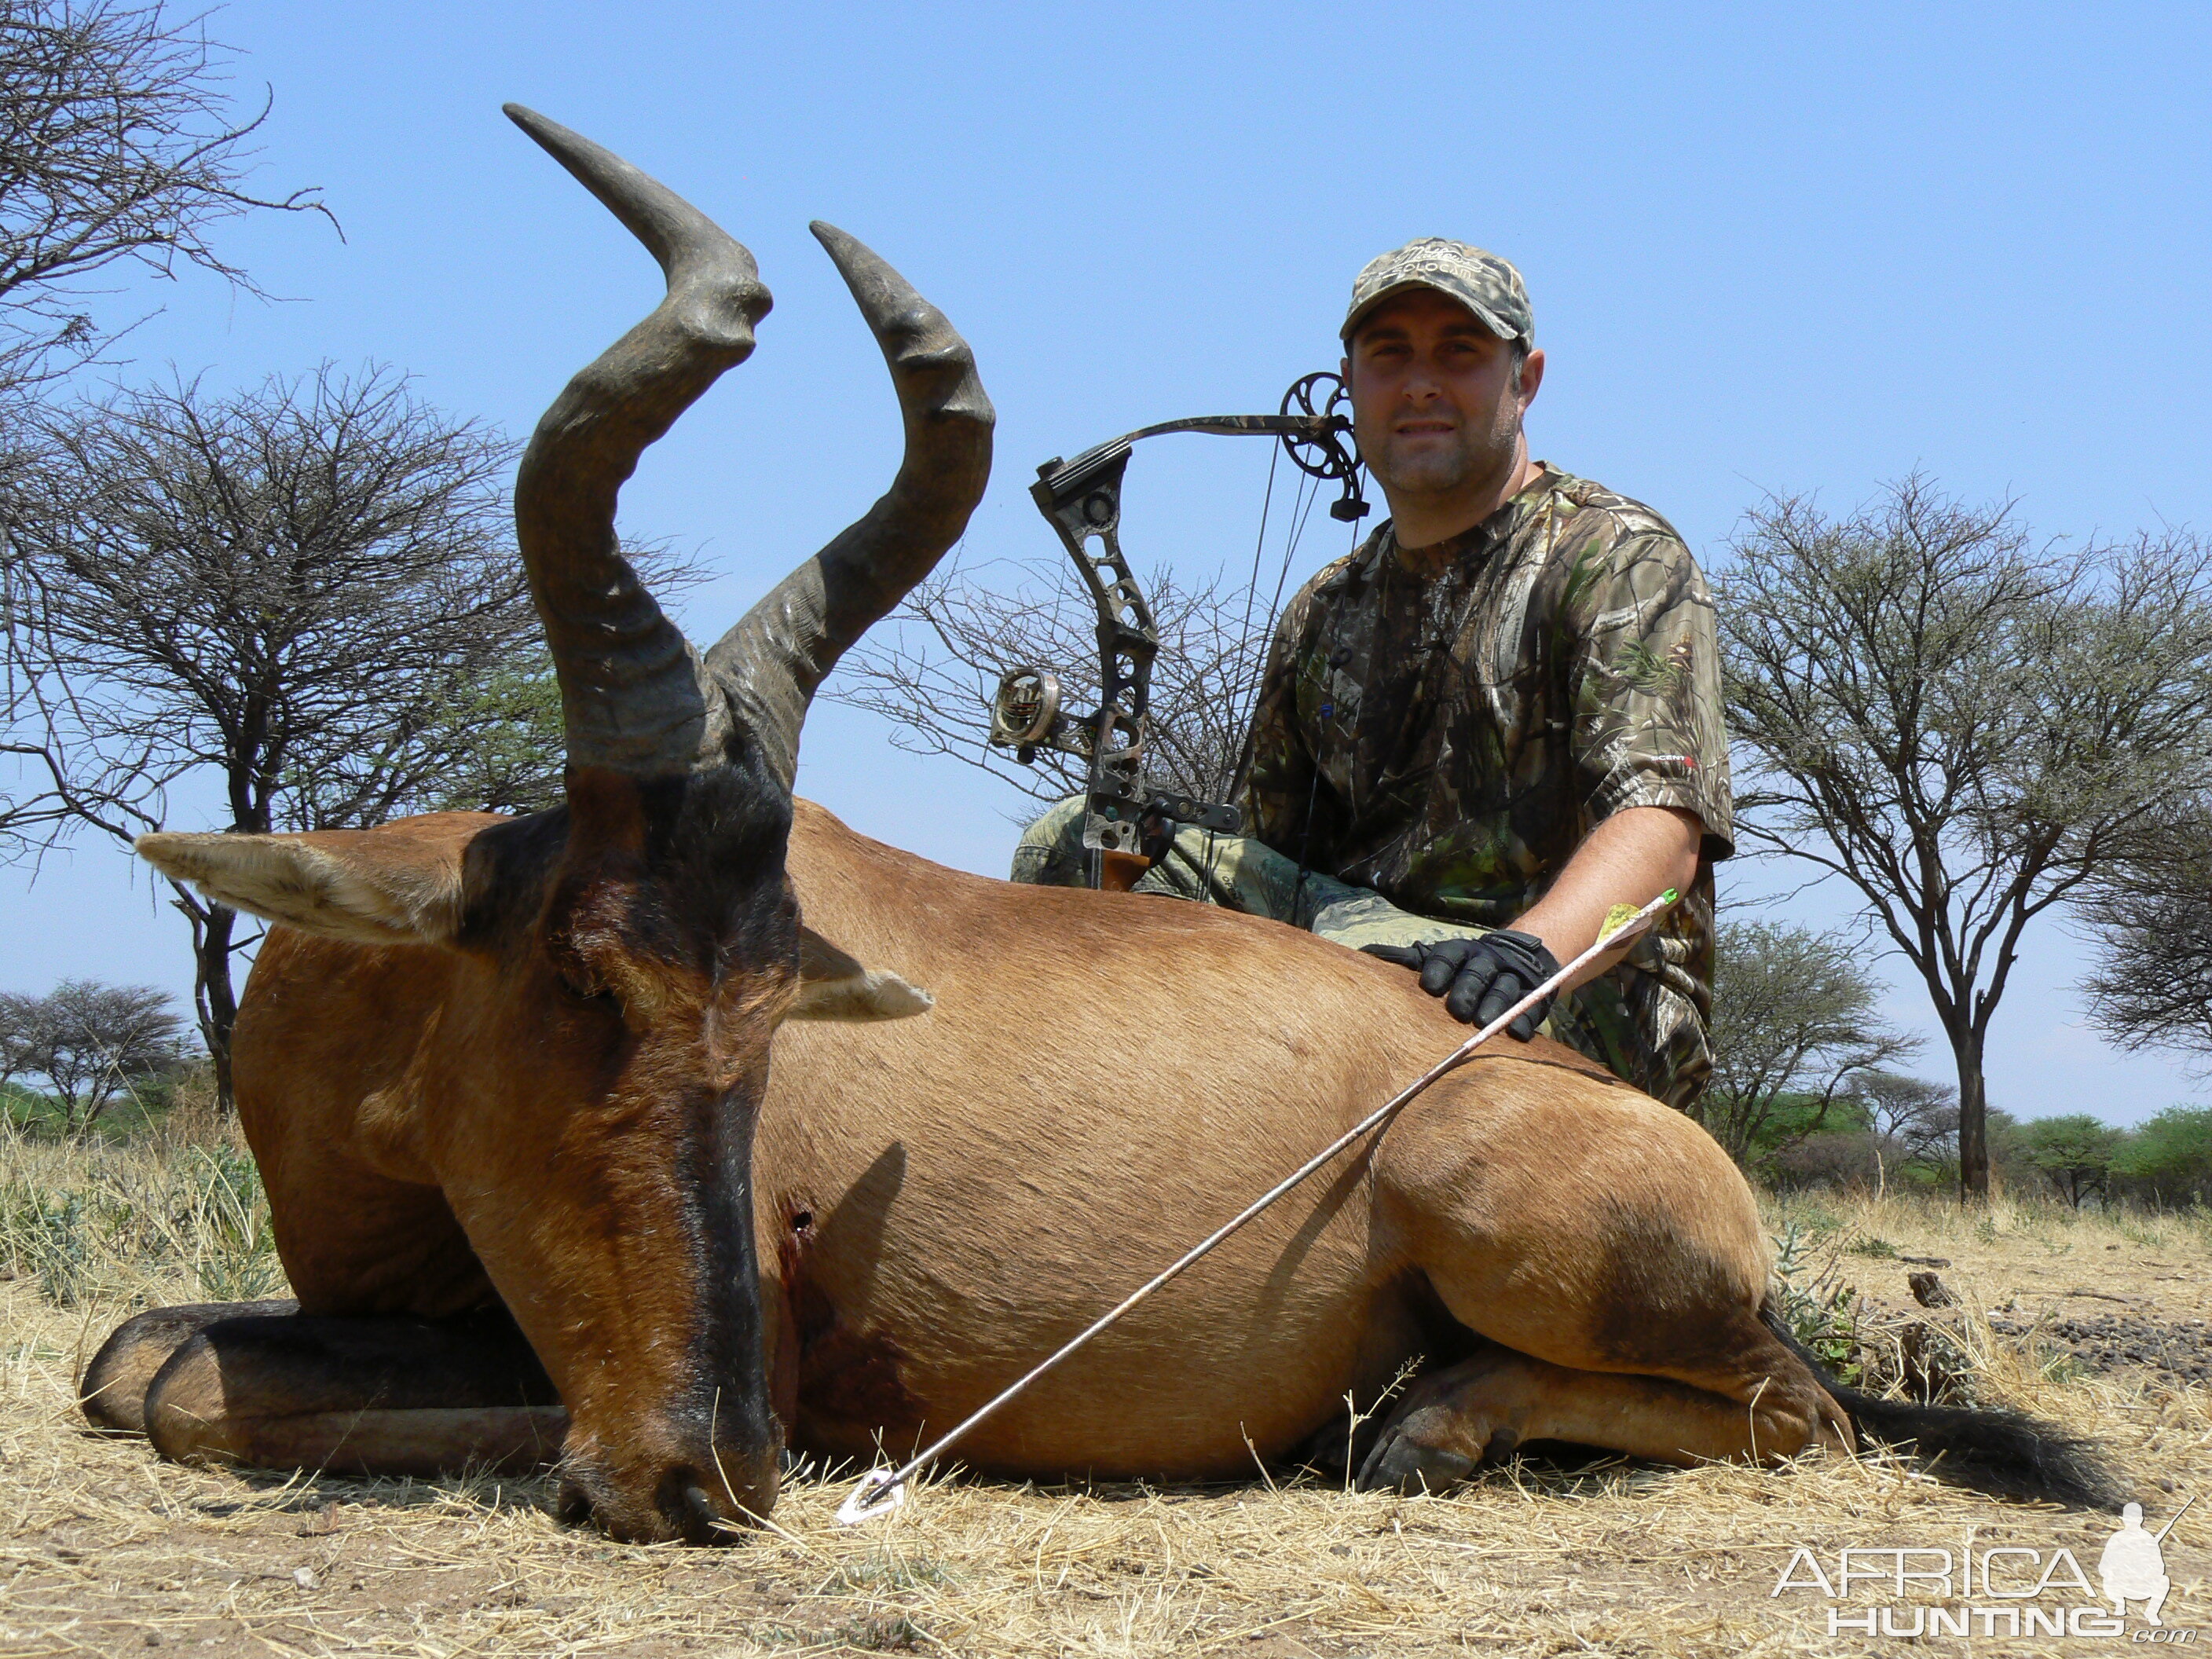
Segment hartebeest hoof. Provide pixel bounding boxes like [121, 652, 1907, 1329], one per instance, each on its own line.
[1357, 1436, 1484, 1496]
[1355, 1349, 1525, 1495]
[82, 1299, 298, 1434]
[1353, 1338, 1850, 1495]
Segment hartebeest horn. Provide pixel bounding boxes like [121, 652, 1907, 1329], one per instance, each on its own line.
[504, 103, 771, 777]
[701, 223, 994, 789]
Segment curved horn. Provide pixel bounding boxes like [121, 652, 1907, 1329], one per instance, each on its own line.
[702, 223, 994, 789]
[505, 104, 771, 776]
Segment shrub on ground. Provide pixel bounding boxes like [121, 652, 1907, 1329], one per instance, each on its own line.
[0, 1126, 284, 1309]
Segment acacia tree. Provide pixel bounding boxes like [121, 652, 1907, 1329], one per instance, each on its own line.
[1699, 917, 1917, 1165]
[0, 984, 36, 1090]
[4, 977, 184, 1137]
[2078, 799, 2212, 1061]
[3, 366, 555, 1106]
[1852, 1071, 1960, 1169]
[2111, 1106, 2212, 1207]
[1719, 477, 2212, 1202]
[2017, 1114, 2120, 1209]
[0, 0, 329, 848]
[0, 0, 330, 395]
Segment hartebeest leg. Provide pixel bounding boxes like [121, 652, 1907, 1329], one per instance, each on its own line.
[1356, 1335, 1848, 1493]
[140, 1305, 566, 1478]
[1364, 1080, 1851, 1494]
[82, 1300, 300, 1434]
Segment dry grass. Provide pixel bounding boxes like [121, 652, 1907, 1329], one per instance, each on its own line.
[1, 1133, 2206, 1657]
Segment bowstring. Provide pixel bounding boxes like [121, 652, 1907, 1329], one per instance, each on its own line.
[1199, 444, 1284, 904]
[1234, 443, 1283, 698]
[1220, 465, 1320, 808]
[1263, 471, 1325, 657]
[1203, 452, 1321, 906]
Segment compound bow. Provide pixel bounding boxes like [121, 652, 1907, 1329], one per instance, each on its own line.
[988, 372, 1366, 884]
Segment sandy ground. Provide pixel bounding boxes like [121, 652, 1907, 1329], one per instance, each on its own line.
[2, 1185, 2207, 1657]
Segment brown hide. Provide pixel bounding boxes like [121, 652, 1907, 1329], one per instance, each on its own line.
[761, 801, 1767, 1477]
[229, 798, 1769, 1485]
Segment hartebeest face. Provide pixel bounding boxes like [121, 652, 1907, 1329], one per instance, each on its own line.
[133, 108, 991, 1544]
[448, 762, 804, 1542]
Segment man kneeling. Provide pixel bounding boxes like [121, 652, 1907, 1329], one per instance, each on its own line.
[1013, 237, 1731, 1114]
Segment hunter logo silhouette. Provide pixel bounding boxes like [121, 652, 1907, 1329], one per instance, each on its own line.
[2102, 1498, 2192, 1626]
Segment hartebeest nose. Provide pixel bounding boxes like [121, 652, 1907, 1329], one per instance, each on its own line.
[556, 1438, 779, 1545]
[663, 1467, 772, 1544]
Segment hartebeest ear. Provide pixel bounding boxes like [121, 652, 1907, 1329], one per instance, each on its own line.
[789, 926, 933, 1021]
[135, 825, 468, 948]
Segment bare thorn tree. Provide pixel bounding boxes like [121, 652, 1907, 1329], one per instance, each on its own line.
[0, 0, 331, 851]
[1853, 1071, 1961, 1170]
[1719, 475, 2212, 1202]
[0, 0, 334, 395]
[833, 552, 1276, 814]
[2, 364, 551, 1108]
[2078, 797, 2212, 1065]
[0, 983, 38, 1090]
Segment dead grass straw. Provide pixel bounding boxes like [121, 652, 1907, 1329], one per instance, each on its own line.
[0, 1140, 2203, 1656]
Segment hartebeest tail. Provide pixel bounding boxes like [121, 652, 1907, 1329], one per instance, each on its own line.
[1759, 1301, 2126, 1509]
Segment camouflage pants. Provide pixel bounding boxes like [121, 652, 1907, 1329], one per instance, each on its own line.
[1009, 795, 1696, 1105]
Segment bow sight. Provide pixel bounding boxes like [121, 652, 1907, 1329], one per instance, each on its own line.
[989, 372, 1366, 882]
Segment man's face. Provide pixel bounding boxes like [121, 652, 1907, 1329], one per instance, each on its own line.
[1343, 287, 1541, 516]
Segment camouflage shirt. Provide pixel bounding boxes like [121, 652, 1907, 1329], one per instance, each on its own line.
[1238, 464, 1732, 1108]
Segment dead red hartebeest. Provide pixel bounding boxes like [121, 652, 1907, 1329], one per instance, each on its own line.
[83, 108, 2117, 1543]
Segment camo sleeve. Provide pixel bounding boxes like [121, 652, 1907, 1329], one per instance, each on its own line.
[1562, 529, 1734, 859]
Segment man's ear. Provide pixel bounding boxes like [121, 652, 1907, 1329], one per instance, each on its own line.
[789, 927, 933, 1022]
[1516, 346, 1545, 409]
[135, 822, 471, 948]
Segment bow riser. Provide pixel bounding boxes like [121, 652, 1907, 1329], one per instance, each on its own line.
[1029, 444, 1159, 859]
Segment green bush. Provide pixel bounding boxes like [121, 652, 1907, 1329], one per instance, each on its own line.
[2111, 1106, 2212, 1206]
[0, 1133, 286, 1306]
[1769, 1221, 1869, 1385]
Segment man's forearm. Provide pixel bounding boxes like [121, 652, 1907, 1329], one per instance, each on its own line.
[1512, 806, 1703, 989]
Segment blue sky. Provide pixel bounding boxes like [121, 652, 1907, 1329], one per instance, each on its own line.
[4, 2, 2209, 1124]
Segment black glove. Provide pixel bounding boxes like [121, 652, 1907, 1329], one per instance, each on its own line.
[1361, 929, 1563, 1038]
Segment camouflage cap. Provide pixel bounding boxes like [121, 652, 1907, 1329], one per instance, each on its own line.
[1341, 238, 1533, 346]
